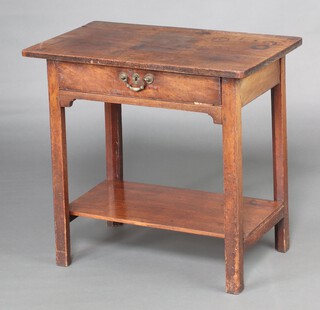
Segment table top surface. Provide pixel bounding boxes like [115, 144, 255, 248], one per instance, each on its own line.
[22, 21, 302, 78]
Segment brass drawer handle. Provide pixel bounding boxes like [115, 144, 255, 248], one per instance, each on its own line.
[119, 72, 154, 92]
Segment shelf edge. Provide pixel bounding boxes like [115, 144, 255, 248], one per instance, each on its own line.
[244, 202, 285, 248]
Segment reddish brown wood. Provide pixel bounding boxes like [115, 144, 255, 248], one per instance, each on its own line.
[57, 62, 221, 105]
[22, 22, 302, 294]
[105, 102, 123, 227]
[272, 57, 289, 252]
[105, 103, 123, 181]
[58, 90, 222, 124]
[239, 60, 280, 106]
[222, 78, 244, 294]
[47, 60, 71, 266]
[22, 21, 302, 78]
[69, 180, 284, 239]
[244, 202, 284, 248]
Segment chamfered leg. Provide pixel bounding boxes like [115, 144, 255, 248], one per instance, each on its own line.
[47, 60, 71, 266]
[272, 57, 289, 252]
[222, 78, 244, 294]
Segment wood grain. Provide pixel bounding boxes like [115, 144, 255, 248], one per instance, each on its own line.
[69, 180, 284, 240]
[105, 103, 123, 181]
[47, 60, 71, 266]
[272, 57, 289, 252]
[58, 90, 222, 124]
[22, 22, 301, 294]
[57, 62, 221, 106]
[245, 203, 284, 248]
[239, 60, 280, 106]
[105, 102, 123, 227]
[222, 78, 244, 294]
[22, 21, 302, 78]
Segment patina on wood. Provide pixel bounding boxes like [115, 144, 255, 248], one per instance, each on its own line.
[272, 57, 289, 252]
[22, 21, 301, 78]
[57, 62, 221, 105]
[22, 22, 302, 294]
[69, 180, 284, 241]
[105, 102, 123, 227]
[47, 60, 71, 267]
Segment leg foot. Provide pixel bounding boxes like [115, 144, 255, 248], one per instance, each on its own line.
[225, 241, 244, 294]
[56, 250, 71, 267]
[275, 218, 289, 252]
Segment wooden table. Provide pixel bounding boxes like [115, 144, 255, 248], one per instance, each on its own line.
[22, 21, 302, 294]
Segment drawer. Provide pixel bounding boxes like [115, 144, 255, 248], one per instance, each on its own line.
[57, 62, 221, 106]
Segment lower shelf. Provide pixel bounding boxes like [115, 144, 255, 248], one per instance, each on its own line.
[69, 180, 284, 245]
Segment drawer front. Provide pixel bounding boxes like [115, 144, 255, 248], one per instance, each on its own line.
[57, 62, 221, 106]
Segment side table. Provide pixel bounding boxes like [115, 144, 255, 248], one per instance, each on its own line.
[22, 21, 302, 294]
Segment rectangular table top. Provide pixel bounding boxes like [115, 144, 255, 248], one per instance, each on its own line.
[22, 21, 301, 78]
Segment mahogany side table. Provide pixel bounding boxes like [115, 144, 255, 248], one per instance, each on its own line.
[22, 21, 302, 294]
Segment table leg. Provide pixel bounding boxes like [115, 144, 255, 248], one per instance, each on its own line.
[222, 78, 244, 294]
[105, 102, 123, 226]
[47, 61, 71, 266]
[272, 57, 289, 252]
